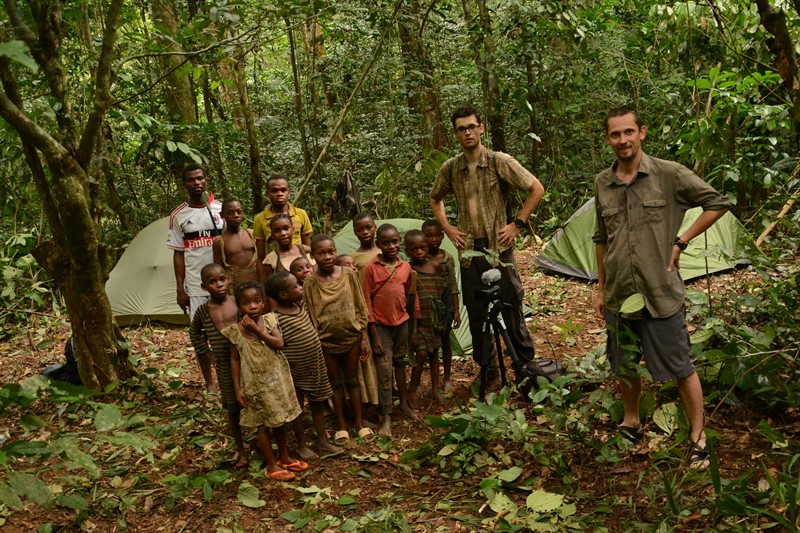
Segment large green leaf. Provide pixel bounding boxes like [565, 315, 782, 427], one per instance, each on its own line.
[0, 480, 24, 511]
[94, 404, 122, 432]
[97, 431, 158, 453]
[7, 471, 53, 508]
[498, 466, 523, 483]
[0, 41, 38, 72]
[526, 489, 563, 513]
[237, 482, 265, 508]
[56, 493, 89, 511]
[54, 440, 101, 478]
[619, 293, 645, 314]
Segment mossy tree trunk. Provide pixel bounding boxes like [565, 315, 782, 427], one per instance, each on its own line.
[0, 0, 133, 389]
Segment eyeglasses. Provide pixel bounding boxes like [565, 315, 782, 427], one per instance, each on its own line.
[455, 124, 481, 134]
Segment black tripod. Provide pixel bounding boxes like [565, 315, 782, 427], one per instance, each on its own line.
[477, 298, 527, 402]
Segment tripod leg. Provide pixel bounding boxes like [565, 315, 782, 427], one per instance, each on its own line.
[494, 329, 509, 388]
[478, 364, 489, 402]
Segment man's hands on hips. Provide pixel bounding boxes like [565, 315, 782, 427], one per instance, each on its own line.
[444, 224, 467, 249]
[667, 245, 682, 272]
[497, 223, 520, 248]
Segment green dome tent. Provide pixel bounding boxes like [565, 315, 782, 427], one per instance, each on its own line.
[106, 217, 189, 326]
[536, 198, 755, 281]
[333, 218, 472, 355]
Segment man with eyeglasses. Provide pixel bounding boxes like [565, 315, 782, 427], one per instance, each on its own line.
[430, 105, 544, 381]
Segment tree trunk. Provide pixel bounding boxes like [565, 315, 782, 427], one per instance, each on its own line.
[286, 17, 313, 178]
[232, 51, 263, 213]
[476, 0, 506, 152]
[99, 125, 131, 230]
[462, 0, 506, 152]
[0, 0, 133, 389]
[150, 0, 196, 123]
[754, 0, 800, 141]
[397, 0, 446, 149]
[202, 71, 230, 197]
[525, 56, 540, 171]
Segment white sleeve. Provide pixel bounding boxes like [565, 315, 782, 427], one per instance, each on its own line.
[166, 214, 185, 251]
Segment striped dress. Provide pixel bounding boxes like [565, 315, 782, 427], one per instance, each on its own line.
[189, 303, 237, 412]
[413, 269, 449, 354]
[275, 306, 333, 402]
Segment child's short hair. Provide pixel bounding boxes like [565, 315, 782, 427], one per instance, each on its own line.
[421, 219, 441, 231]
[269, 212, 292, 229]
[404, 229, 425, 246]
[336, 254, 353, 265]
[221, 196, 242, 213]
[200, 262, 226, 282]
[352, 212, 374, 224]
[234, 280, 264, 305]
[290, 256, 310, 272]
[310, 234, 334, 253]
[376, 223, 398, 241]
[266, 271, 294, 300]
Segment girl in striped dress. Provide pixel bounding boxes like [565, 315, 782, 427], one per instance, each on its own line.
[267, 271, 341, 456]
[405, 230, 449, 407]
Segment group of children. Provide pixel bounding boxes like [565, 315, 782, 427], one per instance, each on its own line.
[190, 177, 460, 480]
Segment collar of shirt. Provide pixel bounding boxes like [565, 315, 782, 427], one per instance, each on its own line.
[454, 145, 491, 173]
[605, 153, 658, 187]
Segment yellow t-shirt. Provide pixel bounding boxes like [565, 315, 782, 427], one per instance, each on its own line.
[252, 203, 313, 251]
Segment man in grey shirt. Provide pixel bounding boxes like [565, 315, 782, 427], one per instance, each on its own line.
[593, 106, 730, 468]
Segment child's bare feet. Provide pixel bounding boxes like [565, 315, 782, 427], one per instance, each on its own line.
[378, 415, 392, 436]
[432, 391, 444, 406]
[295, 445, 317, 460]
[206, 382, 220, 394]
[234, 451, 249, 468]
[408, 389, 419, 410]
[442, 380, 454, 393]
[319, 440, 343, 454]
[400, 402, 419, 420]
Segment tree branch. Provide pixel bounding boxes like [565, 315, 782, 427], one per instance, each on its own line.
[77, 0, 125, 171]
[113, 27, 260, 107]
[0, 57, 64, 242]
[0, 84, 68, 163]
[2, 0, 36, 44]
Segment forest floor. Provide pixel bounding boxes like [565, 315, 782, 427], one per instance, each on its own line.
[1, 246, 797, 532]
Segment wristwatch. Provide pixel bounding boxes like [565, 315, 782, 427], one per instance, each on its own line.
[514, 218, 526, 229]
[673, 236, 688, 251]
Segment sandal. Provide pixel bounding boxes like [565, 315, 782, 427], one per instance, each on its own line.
[689, 441, 710, 470]
[357, 427, 376, 442]
[277, 459, 309, 472]
[614, 423, 643, 442]
[334, 429, 350, 445]
[266, 469, 295, 481]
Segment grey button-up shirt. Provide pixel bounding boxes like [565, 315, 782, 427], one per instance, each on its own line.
[592, 153, 730, 318]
